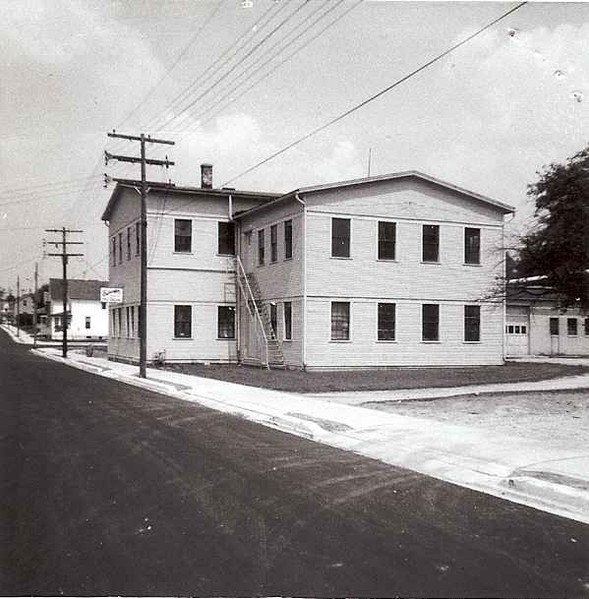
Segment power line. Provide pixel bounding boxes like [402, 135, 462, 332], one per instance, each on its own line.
[116, 0, 227, 130]
[222, 1, 528, 186]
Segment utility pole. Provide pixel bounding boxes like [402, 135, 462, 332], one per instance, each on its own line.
[45, 228, 84, 358]
[33, 262, 38, 348]
[105, 131, 174, 378]
[16, 275, 20, 338]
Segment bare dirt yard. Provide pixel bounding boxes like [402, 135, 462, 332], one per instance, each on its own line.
[366, 390, 589, 446]
[159, 362, 587, 393]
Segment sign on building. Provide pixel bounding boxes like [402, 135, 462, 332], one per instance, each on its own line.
[100, 287, 124, 303]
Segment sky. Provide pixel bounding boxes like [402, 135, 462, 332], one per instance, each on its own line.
[1, 0, 588, 294]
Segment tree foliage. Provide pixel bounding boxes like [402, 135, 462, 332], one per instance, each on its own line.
[515, 145, 589, 309]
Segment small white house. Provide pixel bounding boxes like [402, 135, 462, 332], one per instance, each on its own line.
[47, 278, 109, 340]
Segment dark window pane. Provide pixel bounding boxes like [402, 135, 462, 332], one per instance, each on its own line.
[465, 228, 481, 264]
[284, 220, 293, 259]
[422, 225, 439, 262]
[550, 317, 559, 336]
[585, 318, 589, 336]
[174, 219, 192, 253]
[422, 304, 439, 341]
[377, 303, 396, 340]
[269, 303, 277, 337]
[284, 302, 292, 340]
[332, 218, 350, 258]
[218, 222, 235, 255]
[258, 230, 265, 265]
[174, 305, 191, 338]
[331, 302, 350, 340]
[464, 305, 480, 341]
[217, 306, 235, 338]
[568, 318, 578, 336]
[378, 222, 396, 260]
[270, 224, 278, 262]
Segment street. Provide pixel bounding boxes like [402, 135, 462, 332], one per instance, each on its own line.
[1, 330, 588, 597]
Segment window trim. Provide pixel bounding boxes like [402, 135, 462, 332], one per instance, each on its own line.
[331, 217, 351, 259]
[174, 219, 193, 254]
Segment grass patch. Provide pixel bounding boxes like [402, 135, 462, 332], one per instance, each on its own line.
[158, 362, 588, 394]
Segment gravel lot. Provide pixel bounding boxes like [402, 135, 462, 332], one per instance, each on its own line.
[367, 390, 589, 446]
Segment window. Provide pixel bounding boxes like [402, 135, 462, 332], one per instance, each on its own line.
[217, 306, 235, 339]
[130, 306, 135, 337]
[283, 301, 292, 340]
[550, 317, 559, 336]
[269, 303, 277, 337]
[85, 316, 91, 330]
[464, 305, 480, 342]
[331, 301, 350, 340]
[126, 307, 130, 337]
[567, 318, 578, 336]
[464, 228, 481, 265]
[174, 219, 192, 253]
[422, 225, 439, 262]
[422, 304, 439, 341]
[126, 227, 132, 260]
[218, 222, 235, 255]
[585, 317, 589, 336]
[378, 222, 396, 260]
[258, 229, 265, 265]
[117, 308, 122, 336]
[284, 220, 293, 260]
[118, 232, 123, 264]
[111, 237, 117, 266]
[270, 224, 278, 263]
[174, 305, 192, 338]
[331, 218, 350, 258]
[135, 222, 141, 256]
[377, 303, 396, 340]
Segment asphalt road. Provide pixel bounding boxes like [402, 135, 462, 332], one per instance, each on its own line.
[1, 330, 588, 597]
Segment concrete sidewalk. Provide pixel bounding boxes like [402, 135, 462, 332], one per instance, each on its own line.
[25, 341, 589, 526]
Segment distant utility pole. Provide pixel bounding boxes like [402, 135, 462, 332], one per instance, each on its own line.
[45, 228, 84, 358]
[105, 131, 175, 379]
[16, 275, 20, 338]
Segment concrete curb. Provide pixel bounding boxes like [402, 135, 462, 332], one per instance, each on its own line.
[28, 346, 589, 526]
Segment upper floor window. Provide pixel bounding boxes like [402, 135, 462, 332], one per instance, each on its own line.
[135, 222, 141, 256]
[465, 228, 481, 265]
[567, 318, 578, 336]
[331, 301, 350, 340]
[217, 306, 235, 339]
[332, 218, 350, 258]
[218, 222, 235, 255]
[111, 237, 116, 266]
[464, 305, 480, 341]
[174, 305, 192, 338]
[258, 229, 265, 265]
[85, 316, 91, 329]
[378, 221, 396, 260]
[422, 304, 439, 341]
[126, 227, 132, 260]
[174, 219, 192, 253]
[422, 225, 439, 262]
[118, 232, 123, 264]
[284, 220, 293, 260]
[270, 225, 278, 263]
[377, 303, 396, 340]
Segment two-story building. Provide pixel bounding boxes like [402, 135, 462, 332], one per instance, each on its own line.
[102, 168, 514, 368]
[235, 171, 514, 369]
[101, 165, 279, 364]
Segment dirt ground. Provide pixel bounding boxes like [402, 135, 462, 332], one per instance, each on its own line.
[367, 390, 589, 446]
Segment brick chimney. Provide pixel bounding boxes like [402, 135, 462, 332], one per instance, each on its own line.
[200, 163, 213, 189]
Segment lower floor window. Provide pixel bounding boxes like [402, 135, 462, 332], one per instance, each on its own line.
[464, 305, 480, 342]
[568, 318, 578, 336]
[377, 303, 396, 340]
[585, 317, 589, 336]
[218, 306, 235, 339]
[174, 305, 192, 338]
[331, 302, 350, 340]
[283, 302, 292, 340]
[422, 304, 439, 341]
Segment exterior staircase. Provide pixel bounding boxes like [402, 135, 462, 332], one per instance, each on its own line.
[235, 256, 285, 369]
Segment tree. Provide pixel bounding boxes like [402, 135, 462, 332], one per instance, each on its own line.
[513, 145, 589, 310]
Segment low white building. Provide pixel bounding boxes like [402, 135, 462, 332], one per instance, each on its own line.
[46, 279, 109, 341]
